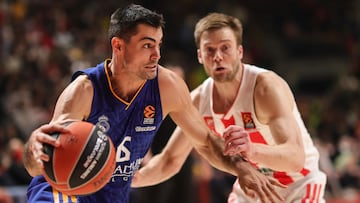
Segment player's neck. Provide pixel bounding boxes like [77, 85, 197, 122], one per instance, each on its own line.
[213, 68, 242, 100]
[107, 62, 146, 102]
[212, 67, 242, 113]
[212, 82, 238, 113]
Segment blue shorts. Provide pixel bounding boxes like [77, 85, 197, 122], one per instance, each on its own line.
[27, 176, 78, 203]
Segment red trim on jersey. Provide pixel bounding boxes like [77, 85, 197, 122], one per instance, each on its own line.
[221, 115, 235, 128]
[249, 131, 267, 144]
[204, 116, 221, 137]
[302, 184, 311, 203]
[301, 183, 323, 203]
[300, 168, 310, 176]
[273, 171, 294, 185]
[316, 184, 323, 202]
[311, 184, 318, 202]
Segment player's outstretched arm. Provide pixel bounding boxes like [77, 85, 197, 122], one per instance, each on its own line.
[132, 127, 193, 187]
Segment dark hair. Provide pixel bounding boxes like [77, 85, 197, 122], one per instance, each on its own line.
[194, 13, 243, 48]
[108, 4, 165, 43]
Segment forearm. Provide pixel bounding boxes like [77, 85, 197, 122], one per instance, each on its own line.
[252, 143, 305, 172]
[132, 152, 182, 187]
[195, 134, 246, 177]
[132, 129, 194, 187]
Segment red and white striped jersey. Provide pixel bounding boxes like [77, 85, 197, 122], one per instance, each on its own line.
[198, 64, 321, 185]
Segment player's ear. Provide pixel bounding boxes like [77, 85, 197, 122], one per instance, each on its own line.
[197, 49, 203, 64]
[237, 44, 243, 59]
[111, 37, 123, 52]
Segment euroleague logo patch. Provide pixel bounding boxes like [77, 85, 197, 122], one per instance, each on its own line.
[241, 112, 256, 129]
[143, 105, 155, 124]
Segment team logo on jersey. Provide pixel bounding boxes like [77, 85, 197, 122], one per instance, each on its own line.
[241, 112, 256, 129]
[96, 115, 110, 133]
[204, 116, 221, 137]
[143, 105, 155, 124]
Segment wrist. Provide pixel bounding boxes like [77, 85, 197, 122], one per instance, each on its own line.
[231, 156, 252, 175]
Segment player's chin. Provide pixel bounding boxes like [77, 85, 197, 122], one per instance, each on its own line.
[144, 71, 157, 80]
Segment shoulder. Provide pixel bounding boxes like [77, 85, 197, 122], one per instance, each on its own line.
[51, 74, 94, 123]
[59, 74, 94, 105]
[255, 71, 288, 92]
[254, 70, 295, 112]
[158, 65, 182, 83]
[157, 65, 192, 115]
[71, 74, 93, 92]
[157, 65, 188, 90]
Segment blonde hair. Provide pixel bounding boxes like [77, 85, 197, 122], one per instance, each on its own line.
[194, 13, 243, 48]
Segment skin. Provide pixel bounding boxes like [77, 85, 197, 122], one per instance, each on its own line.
[133, 26, 305, 202]
[23, 23, 283, 202]
[199, 27, 306, 172]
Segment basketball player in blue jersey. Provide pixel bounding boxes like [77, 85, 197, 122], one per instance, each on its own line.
[22, 4, 284, 203]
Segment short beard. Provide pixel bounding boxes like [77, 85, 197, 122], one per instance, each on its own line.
[212, 64, 239, 82]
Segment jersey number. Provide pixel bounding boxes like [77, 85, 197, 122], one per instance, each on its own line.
[116, 136, 131, 162]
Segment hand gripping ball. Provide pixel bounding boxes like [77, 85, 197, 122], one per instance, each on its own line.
[42, 121, 115, 195]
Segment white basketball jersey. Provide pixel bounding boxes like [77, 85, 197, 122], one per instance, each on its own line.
[198, 64, 321, 185]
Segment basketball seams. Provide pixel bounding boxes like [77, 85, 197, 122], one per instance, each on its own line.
[66, 123, 97, 188]
[53, 122, 92, 185]
[68, 135, 115, 195]
[42, 133, 60, 182]
[42, 121, 115, 195]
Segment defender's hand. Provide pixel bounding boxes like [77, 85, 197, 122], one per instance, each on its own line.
[223, 125, 253, 160]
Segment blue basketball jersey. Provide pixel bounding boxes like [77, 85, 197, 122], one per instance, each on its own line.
[27, 60, 163, 203]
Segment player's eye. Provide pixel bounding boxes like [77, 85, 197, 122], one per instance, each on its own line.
[221, 45, 229, 52]
[205, 47, 215, 55]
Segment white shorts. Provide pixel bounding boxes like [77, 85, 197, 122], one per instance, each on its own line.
[228, 171, 327, 203]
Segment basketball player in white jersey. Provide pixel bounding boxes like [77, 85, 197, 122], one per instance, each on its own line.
[132, 12, 327, 203]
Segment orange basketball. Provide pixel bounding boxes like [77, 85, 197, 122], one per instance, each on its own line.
[42, 121, 116, 195]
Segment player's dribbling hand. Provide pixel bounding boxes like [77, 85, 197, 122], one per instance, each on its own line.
[235, 161, 286, 203]
[28, 123, 70, 168]
[223, 125, 253, 160]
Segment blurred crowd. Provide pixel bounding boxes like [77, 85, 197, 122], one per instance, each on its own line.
[0, 0, 359, 202]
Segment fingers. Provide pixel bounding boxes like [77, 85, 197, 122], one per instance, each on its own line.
[243, 184, 276, 203]
[30, 123, 68, 166]
[224, 143, 244, 156]
[257, 177, 285, 203]
[266, 185, 284, 202]
[38, 123, 70, 145]
[223, 133, 249, 156]
[263, 180, 286, 202]
[242, 187, 256, 199]
[238, 173, 286, 203]
[260, 184, 278, 203]
[269, 177, 287, 188]
[245, 184, 282, 203]
[223, 125, 244, 139]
